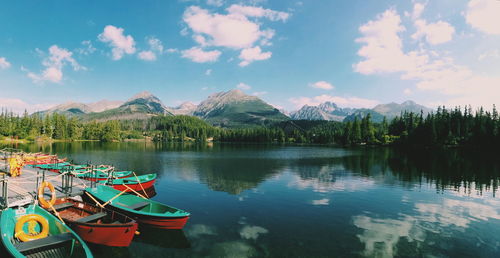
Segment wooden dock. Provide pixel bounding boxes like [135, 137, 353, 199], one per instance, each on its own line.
[0, 162, 92, 208]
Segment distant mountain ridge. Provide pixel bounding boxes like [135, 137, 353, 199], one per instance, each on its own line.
[372, 100, 432, 117]
[291, 100, 432, 123]
[36, 90, 432, 126]
[291, 102, 354, 121]
[193, 89, 289, 127]
[82, 91, 173, 121]
[37, 89, 289, 127]
[39, 100, 123, 116]
[168, 102, 197, 115]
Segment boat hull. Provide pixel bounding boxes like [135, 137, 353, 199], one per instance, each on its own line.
[109, 178, 156, 192]
[69, 222, 138, 247]
[85, 185, 190, 230]
[83, 174, 131, 182]
[135, 214, 189, 229]
[52, 199, 138, 247]
[0, 205, 93, 258]
[99, 205, 189, 229]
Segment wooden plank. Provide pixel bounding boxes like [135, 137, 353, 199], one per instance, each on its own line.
[14, 232, 74, 252]
[119, 201, 149, 210]
[53, 202, 74, 211]
[76, 212, 106, 223]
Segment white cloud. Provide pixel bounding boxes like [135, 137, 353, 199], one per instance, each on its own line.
[310, 81, 334, 90]
[226, 4, 290, 22]
[181, 47, 221, 63]
[354, 9, 414, 75]
[138, 50, 156, 61]
[76, 40, 96, 55]
[183, 6, 262, 49]
[236, 82, 251, 90]
[238, 46, 271, 66]
[182, 5, 287, 65]
[205, 69, 212, 75]
[27, 45, 83, 84]
[147, 37, 164, 53]
[312, 198, 329, 205]
[403, 88, 413, 95]
[289, 95, 379, 109]
[136, 36, 164, 61]
[0, 98, 54, 114]
[98, 25, 136, 60]
[166, 48, 178, 53]
[412, 2, 425, 20]
[466, 0, 500, 35]
[354, 8, 500, 108]
[0, 57, 11, 69]
[412, 20, 455, 45]
[478, 49, 500, 61]
[206, 0, 224, 7]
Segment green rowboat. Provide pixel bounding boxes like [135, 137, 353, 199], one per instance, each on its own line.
[72, 170, 133, 181]
[32, 162, 71, 170]
[85, 185, 189, 229]
[104, 173, 157, 192]
[0, 204, 93, 258]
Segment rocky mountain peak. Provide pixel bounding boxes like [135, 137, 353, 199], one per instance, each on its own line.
[128, 91, 155, 101]
[318, 102, 339, 113]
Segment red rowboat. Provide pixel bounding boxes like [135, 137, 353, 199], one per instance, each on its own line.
[49, 198, 138, 247]
[106, 173, 157, 193]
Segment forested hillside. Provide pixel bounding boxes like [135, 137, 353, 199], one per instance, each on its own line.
[1, 106, 498, 148]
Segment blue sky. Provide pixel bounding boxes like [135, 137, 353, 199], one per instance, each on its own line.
[0, 0, 499, 113]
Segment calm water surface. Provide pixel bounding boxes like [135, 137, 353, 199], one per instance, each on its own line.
[5, 142, 500, 257]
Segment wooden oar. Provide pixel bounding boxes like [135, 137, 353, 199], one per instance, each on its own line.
[48, 204, 65, 225]
[85, 192, 105, 208]
[101, 189, 128, 207]
[133, 172, 149, 198]
[121, 184, 147, 199]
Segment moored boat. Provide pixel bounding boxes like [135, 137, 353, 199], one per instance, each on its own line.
[105, 173, 157, 192]
[32, 162, 71, 170]
[24, 156, 66, 165]
[0, 204, 93, 258]
[72, 170, 133, 181]
[85, 184, 190, 229]
[46, 198, 138, 247]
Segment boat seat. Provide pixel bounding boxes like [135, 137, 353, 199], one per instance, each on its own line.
[76, 212, 107, 223]
[118, 201, 149, 210]
[15, 232, 74, 253]
[53, 202, 74, 211]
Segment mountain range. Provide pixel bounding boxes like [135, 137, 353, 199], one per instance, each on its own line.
[291, 100, 431, 123]
[37, 90, 432, 127]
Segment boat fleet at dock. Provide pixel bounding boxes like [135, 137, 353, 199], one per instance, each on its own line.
[0, 151, 190, 258]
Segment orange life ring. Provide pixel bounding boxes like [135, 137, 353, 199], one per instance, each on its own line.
[38, 181, 56, 209]
[14, 214, 49, 242]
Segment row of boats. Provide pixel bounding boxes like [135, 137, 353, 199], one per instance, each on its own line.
[0, 157, 190, 258]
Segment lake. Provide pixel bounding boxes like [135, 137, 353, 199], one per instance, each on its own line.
[3, 142, 500, 257]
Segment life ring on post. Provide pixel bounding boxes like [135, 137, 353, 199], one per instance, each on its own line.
[14, 214, 49, 242]
[38, 181, 56, 209]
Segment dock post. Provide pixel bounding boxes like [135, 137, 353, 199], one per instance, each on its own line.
[1, 174, 5, 208]
[35, 169, 39, 202]
[69, 172, 73, 194]
[1, 174, 8, 208]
